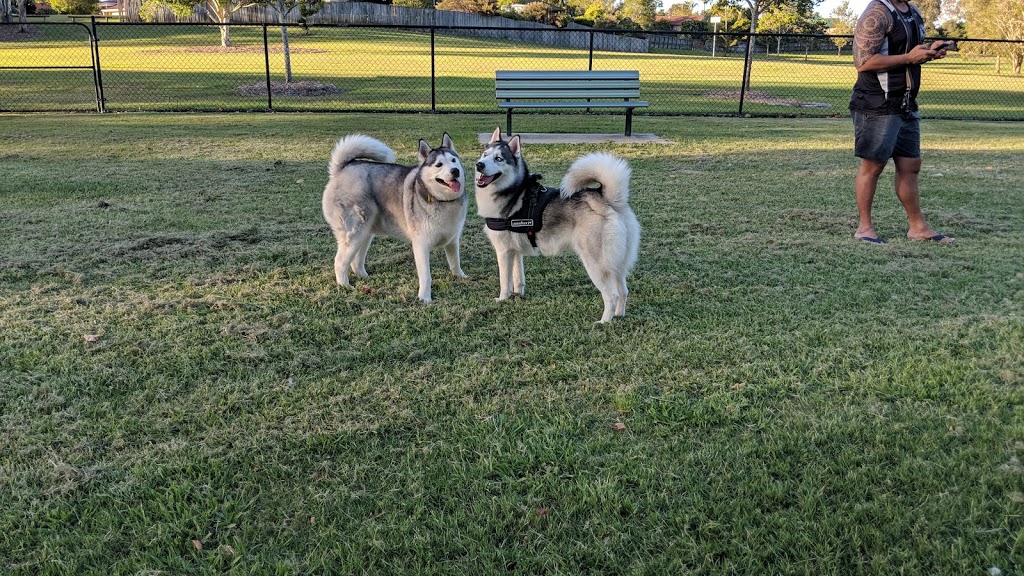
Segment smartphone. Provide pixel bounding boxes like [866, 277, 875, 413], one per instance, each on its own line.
[939, 40, 959, 51]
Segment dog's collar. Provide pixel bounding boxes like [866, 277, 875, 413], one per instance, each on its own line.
[420, 188, 465, 204]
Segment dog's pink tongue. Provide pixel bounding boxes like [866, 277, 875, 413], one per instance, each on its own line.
[449, 180, 461, 193]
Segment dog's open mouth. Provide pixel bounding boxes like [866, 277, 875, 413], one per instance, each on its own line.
[475, 173, 498, 187]
[436, 178, 462, 193]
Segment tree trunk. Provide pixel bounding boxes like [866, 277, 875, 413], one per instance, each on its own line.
[17, 0, 26, 33]
[278, 0, 293, 83]
[1014, 53, 1022, 75]
[207, 1, 232, 47]
[742, 1, 758, 93]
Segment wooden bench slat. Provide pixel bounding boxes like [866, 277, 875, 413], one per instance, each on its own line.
[497, 90, 642, 99]
[496, 70, 640, 80]
[498, 101, 649, 109]
[497, 80, 640, 90]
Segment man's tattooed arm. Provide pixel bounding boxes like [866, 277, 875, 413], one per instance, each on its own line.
[853, 2, 892, 70]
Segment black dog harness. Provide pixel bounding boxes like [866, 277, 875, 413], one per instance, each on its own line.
[484, 176, 558, 248]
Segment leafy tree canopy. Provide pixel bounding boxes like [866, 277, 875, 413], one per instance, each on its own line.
[48, 0, 97, 13]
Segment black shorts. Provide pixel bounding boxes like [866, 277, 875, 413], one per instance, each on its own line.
[852, 110, 921, 162]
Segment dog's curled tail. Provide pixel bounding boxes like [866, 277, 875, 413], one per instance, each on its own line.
[328, 134, 396, 178]
[559, 152, 631, 208]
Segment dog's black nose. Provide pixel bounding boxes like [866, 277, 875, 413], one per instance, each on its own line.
[475, 162, 485, 171]
[452, 167, 460, 178]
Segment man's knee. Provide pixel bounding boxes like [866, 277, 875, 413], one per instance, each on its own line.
[858, 159, 887, 178]
[894, 156, 922, 174]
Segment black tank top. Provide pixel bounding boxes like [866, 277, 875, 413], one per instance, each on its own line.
[849, 0, 925, 115]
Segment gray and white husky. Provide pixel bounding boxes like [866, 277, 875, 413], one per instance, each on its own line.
[473, 128, 640, 323]
[322, 133, 467, 302]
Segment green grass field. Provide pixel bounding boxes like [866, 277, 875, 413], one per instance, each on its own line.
[2, 22, 1022, 118]
[1, 112, 1023, 574]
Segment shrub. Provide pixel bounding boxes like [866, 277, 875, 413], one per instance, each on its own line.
[48, 0, 98, 13]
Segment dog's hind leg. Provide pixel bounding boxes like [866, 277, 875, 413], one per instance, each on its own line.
[580, 257, 621, 323]
[615, 276, 629, 317]
[332, 239, 354, 286]
[444, 239, 466, 278]
[350, 234, 374, 279]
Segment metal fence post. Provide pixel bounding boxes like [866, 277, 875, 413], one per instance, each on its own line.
[431, 27, 436, 112]
[739, 33, 753, 115]
[263, 24, 273, 110]
[90, 16, 106, 112]
[588, 30, 594, 71]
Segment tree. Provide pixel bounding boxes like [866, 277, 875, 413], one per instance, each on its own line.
[706, 1, 747, 51]
[140, 0, 259, 46]
[435, 0, 495, 13]
[618, 0, 660, 28]
[665, 1, 697, 15]
[827, 0, 855, 55]
[959, 0, 1024, 74]
[734, 0, 817, 89]
[758, 2, 800, 53]
[914, 0, 942, 34]
[49, 0, 97, 13]
[518, 0, 553, 21]
[257, 0, 322, 83]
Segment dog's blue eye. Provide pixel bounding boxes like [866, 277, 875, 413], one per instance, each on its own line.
[496, 157, 504, 163]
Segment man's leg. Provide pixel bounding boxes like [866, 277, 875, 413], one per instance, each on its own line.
[893, 156, 955, 243]
[855, 158, 887, 240]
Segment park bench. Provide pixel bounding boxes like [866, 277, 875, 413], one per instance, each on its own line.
[495, 70, 649, 136]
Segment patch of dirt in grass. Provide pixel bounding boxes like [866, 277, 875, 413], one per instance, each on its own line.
[0, 26, 42, 42]
[110, 227, 267, 259]
[704, 90, 832, 109]
[236, 80, 342, 97]
[943, 211, 1013, 233]
[782, 209, 856, 232]
[142, 46, 327, 54]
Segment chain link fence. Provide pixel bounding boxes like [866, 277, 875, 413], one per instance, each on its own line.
[2, 20, 1022, 119]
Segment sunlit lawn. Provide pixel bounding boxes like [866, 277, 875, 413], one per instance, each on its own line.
[1, 112, 1022, 574]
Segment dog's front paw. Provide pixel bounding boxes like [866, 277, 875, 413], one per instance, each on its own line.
[453, 268, 467, 278]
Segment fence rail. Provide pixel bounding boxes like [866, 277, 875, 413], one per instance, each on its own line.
[1, 20, 1022, 119]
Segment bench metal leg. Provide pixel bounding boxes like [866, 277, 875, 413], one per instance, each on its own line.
[625, 109, 633, 136]
[506, 109, 513, 136]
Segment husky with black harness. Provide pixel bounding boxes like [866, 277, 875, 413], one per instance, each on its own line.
[473, 127, 640, 323]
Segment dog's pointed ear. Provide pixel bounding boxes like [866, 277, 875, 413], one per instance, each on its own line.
[442, 132, 455, 153]
[490, 127, 502, 143]
[418, 139, 430, 162]
[508, 135, 522, 158]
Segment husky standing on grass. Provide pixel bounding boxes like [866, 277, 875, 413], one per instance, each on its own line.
[473, 127, 640, 323]
[322, 133, 467, 302]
